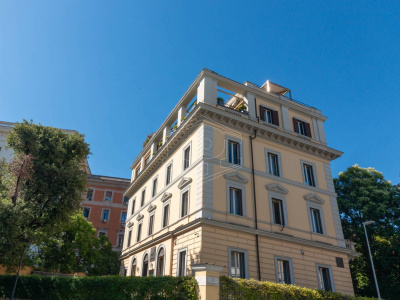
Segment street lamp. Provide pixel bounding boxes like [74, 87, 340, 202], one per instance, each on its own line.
[363, 221, 381, 300]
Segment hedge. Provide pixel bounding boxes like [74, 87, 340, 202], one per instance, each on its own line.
[0, 275, 198, 300]
[220, 276, 376, 300]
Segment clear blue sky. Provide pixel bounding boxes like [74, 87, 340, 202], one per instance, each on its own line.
[1, 1, 399, 183]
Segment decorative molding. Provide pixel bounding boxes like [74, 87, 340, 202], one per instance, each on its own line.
[223, 171, 248, 183]
[178, 177, 192, 189]
[127, 221, 134, 228]
[304, 193, 325, 204]
[147, 204, 157, 212]
[160, 192, 172, 203]
[265, 183, 288, 194]
[136, 214, 144, 221]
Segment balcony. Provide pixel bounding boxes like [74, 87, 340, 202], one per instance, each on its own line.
[345, 240, 356, 251]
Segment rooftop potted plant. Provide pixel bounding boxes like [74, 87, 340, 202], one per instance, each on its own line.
[236, 104, 248, 113]
[217, 97, 224, 105]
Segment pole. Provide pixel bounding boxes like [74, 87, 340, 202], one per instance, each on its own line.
[10, 246, 25, 300]
[363, 223, 381, 300]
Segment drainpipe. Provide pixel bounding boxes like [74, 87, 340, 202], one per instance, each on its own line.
[249, 129, 261, 281]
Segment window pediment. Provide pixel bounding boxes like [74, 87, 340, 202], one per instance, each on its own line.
[265, 183, 288, 194]
[304, 193, 324, 204]
[178, 177, 192, 189]
[127, 221, 134, 228]
[147, 204, 157, 212]
[161, 192, 172, 203]
[223, 171, 248, 183]
[136, 213, 144, 221]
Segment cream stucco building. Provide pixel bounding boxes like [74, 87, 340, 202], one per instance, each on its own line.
[121, 69, 357, 295]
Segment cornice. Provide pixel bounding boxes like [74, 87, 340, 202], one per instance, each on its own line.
[124, 103, 342, 198]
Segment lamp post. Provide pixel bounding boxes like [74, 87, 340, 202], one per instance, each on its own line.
[363, 221, 381, 300]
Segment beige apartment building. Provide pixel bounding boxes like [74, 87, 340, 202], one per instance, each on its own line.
[120, 69, 357, 295]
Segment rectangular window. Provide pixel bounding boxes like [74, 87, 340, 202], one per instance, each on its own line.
[166, 164, 172, 185]
[104, 191, 113, 201]
[83, 207, 90, 219]
[318, 267, 333, 292]
[228, 140, 241, 165]
[131, 199, 136, 216]
[267, 153, 280, 176]
[297, 121, 306, 135]
[152, 178, 158, 197]
[117, 234, 124, 248]
[264, 109, 273, 124]
[98, 231, 106, 237]
[123, 197, 129, 205]
[135, 167, 140, 178]
[303, 164, 316, 187]
[277, 259, 292, 284]
[181, 191, 189, 218]
[229, 187, 243, 216]
[121, 212, 127, 223]
[162, 204, 170, 228]
[183, 146, 191, 170]
[230, 251, 245, 279]
[86, 189, 94, 200]
[127, 230, 132, 247]
[177, 250, 187, 276]
[102, 209, 110, 221]
[137, 223, 142, 242]
[148, 214, 154, 236]
[141, 189, 146, 207]
[310, 208, 323, 234]
[272, 199, 285, 226]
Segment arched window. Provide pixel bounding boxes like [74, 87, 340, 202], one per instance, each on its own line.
[131, 258, 136, 276]
[157, 247, 165, 276]
[142, 254, 149, 277]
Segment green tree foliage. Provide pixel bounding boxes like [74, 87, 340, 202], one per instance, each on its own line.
[0, 120, 90, 268]
[31, 213, 120, 276]
[334, 165, 400, 300]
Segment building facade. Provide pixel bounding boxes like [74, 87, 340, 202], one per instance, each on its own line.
[127, 69, 354, 295]
[82, 174, 130, 251]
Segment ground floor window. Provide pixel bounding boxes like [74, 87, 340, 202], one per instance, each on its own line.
[157, 247, 165, 276]
[317, 265, 334, 292]
[142, 254, 149, 277]
[131, 258, 136, 276]
[177, 249, 187, 276]
[275, 257, 294, 284]
[230, 250, 246, 279]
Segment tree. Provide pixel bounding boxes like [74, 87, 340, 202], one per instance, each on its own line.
[31, 213, 120, 276]
[0, 120, 90, 267]
[334, 165, 400, 300]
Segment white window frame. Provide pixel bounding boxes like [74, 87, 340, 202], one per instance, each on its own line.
[101, 208, 110, 222]
[268, 192, 289, 227]
[148, 212, 155, 236]
[162, 200, 170, 228]
[316, 263, 335, 292]
[120, 211, 127, 223]
[130, 197, 136, 216]
[226, 181, 246, 217]
[165, 161, 173, 186]
[176, 247, 188, 276]
[104, 190, 113, 202]
[225, 135, 244, 166]
[301, 160, 318, 188]
[228, 247, 249, 279]
[126, 228, 133, 248]
[152, 176, 158, 198]
[97, 230, 107, 237]
[274, 256, 295, 284]
[82, 207, 91, 219]
[136, 220, 143, 242]
[306, 203, 326, 235]
[182, 142, 192, 171]
[155, 245, 166, 276]
[265, 148, 283, 177]
[86, 189, 94, 201]
[140, 187, 146, 207]
[180, 186, 190, 219]
[117, 233, 124, 248]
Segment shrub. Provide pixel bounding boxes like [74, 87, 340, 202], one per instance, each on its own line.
[219, 276, 376, 300]
[0, 275, 198, 300]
